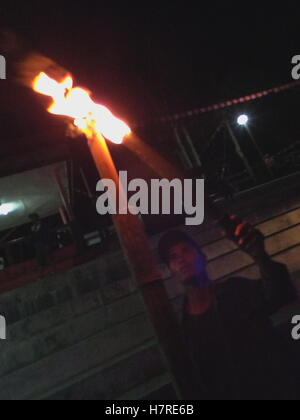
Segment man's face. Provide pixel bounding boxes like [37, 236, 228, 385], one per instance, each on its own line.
[168, 241, 207, 283]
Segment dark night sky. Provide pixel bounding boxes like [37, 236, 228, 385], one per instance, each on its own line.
[0, 3, 300, 163]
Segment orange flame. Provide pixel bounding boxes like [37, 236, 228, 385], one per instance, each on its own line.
[33, 72, 131, 144]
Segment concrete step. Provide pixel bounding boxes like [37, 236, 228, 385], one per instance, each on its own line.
[0, 292, 146, 377]
[0, 312, 155, 400]
[43, 345, 166, 400]
[0, 252, 132, 326]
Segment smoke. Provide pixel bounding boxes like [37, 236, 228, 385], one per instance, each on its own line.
[0, 28, 70, 87]
[0, 29, 21, 54]
[16, 52, 70, 87]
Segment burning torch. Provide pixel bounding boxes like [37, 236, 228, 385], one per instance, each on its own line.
[28, 64, 202, 399]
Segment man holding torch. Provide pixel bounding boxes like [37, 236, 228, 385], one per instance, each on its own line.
[158, 217, 298, 400]
[13, 46, 298, 400]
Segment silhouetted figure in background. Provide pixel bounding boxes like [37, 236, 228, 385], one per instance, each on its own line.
[29, 213, 51, 273]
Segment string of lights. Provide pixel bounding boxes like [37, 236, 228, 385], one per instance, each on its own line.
[136, 80, 300, 128]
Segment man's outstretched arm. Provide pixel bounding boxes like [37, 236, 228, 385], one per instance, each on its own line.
[255, 253, 297, 313]
[225, 215, 298, 313]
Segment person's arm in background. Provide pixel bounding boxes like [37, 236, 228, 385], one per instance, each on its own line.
[228, 215, 298, 314]
[255, 250, 297, 313]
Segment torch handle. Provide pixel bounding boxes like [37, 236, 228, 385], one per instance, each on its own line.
[88, 133, 206, 399]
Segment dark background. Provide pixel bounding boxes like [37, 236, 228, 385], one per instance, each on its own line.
[0, 3, 299, 175]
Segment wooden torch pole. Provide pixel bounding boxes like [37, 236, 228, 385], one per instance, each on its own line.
[87, 133, 201, 400]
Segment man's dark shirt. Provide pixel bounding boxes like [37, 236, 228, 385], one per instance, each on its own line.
[182, 262, 299, 400]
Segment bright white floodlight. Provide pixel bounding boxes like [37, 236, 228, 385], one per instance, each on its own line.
[237, 114, 249, 126]
[0, 203, 16, 216]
